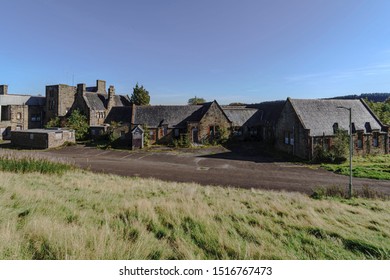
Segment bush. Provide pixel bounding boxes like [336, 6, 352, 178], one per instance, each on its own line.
[172, 133, 190, 148]
[313, 129, 348, 163]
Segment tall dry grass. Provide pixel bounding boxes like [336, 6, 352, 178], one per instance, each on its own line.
[0, 170, 389, 259]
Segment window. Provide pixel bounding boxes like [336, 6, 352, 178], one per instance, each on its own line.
[290, 133, 294, 145]
[163, 126, 168, 136]
[31, 114, 41, 122]
[373, 132, 379, 147]
[357, 132, 363, 149]
[1, 105, 11, 121]
[149, 130, 155, 140]
[333, 123, 339, 134]
[174, 129, 179, 137]
[16, 125, 22, 130]
[29, 134, 34, 140]
[284, 131, 289, 144]
[16, 112, 21, 120]
[49, 99, 55, 110]
[209, 126, 215, 136]
[120, 131, 126, 139]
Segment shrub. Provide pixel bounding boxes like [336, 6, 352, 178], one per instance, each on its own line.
[313, 129, 348, 163]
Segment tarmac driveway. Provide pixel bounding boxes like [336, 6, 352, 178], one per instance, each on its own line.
[35, 145, 390, 195]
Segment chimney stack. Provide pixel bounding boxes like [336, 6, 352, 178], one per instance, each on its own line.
[0, 85, 8, 95]
[131, 103, 136, 125]
[77, 83, 86, 95]
[107, 85, 115, 112]
[96, 80, 106, 94]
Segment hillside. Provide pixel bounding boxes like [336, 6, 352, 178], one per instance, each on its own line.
[330, 93, 390, 102]
[0, 169, 389, 260]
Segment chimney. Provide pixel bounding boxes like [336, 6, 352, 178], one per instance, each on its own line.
[107, 85, 115, 112]
[96, 80, 106, 94]
[0, 85, 8, 95]
[77, 83, 86, 95]
[131, 103, 136, 125]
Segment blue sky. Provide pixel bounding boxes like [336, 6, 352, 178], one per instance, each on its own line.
[2, 0, 390, 104]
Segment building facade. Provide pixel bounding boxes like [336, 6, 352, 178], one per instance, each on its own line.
[275, 98, 389, 159]
[0, 85, 45, 140]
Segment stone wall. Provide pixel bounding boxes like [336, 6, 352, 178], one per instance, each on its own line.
[198, 102, 231, 142]
[275, 101, 310, 159]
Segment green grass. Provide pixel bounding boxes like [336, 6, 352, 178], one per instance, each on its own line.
[322, 155, 390, 180]
[0, 169, 389, 260]
[0, 155, 74, 175]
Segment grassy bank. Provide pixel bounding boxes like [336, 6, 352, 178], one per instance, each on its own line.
[0, 154, 73, 175]
[322, 155, 390, 180]
[0, 169, 389, 260]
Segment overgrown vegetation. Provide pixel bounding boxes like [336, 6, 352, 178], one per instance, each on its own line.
[313, 129, 349, 163]
[172, 133, 190, 148]
[0, 169, 389, 260]
[322, 154, 390, 180]
[45, 117, 61, 128]
[45, 110, 89, 141]
[366, 98, 390, 125]
[0, 155, 73, 175]
[66, 110, 89, 141]
[311, 185, 389, 200]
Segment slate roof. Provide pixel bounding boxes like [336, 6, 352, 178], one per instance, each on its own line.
[83, 93, 131, 111]
[105, 106, 133, 124]
[246, 100, 286, 124]
[134, 104, 210, 128]
[222, 107, 262, 127]
[0, 94, 45, 106]
[289, 98, 384, 136]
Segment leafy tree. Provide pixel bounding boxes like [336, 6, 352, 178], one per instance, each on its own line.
[130, 83, 150, 105]
[188, 96, 206, 105]
[366, 99, 390, 125]
[66, 109, 89, 141]
[228, 102, 246, 106]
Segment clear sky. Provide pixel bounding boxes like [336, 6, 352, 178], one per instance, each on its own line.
[2, 0, 390, 104]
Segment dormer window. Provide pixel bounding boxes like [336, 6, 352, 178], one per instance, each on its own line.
[333, 122, 339, 134]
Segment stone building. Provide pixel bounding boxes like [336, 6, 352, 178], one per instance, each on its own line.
[0, 85, 45, 140]
[275, 98, 389, 159]
[11, 128, 75, 149]
[45, 84, 76, 123]
[105, 101, 232, 146]
[70, 80, 132, 126]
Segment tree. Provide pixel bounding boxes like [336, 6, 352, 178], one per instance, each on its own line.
[229, 102, 246, 106]
[188, 96, 206, 105]
[130, 83, 150, 105]
[66, 109, 89, 141]
[366, 99, 390, 125]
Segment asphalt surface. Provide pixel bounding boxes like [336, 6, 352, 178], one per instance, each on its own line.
[18, 145, 389, 195]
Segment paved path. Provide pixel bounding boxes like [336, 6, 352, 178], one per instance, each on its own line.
[17, 145, 388, 195]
